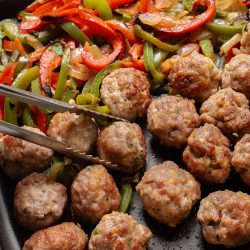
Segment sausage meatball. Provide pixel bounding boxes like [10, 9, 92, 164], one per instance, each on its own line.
[100, 68, 151, 122]
[97, 122, 146, 173]
[200, 88, 250, 137]
[47, 111, 98, 153]
[239, 24, 250, 55]
[147, 95, 200, 148]
[136, 161, 201, 227]
[221, 54, 250, 99]
[197, 190, 250, 247]
[0, 126, 53, 180]
[23, 222, 87, 250]
[183, 124, 231, 185]
[88, 211, 152, 250]
[14, 173, 67, 231]
[168, 51, 221, 103]
[71, 165, 120, 224]
[232, 134, 250, 186]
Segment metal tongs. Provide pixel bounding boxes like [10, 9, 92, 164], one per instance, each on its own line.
[0, 84, 125, 170]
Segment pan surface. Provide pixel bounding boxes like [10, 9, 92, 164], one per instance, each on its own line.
[0, 1, 250, 250]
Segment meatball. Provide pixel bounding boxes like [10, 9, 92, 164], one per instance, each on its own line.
[183, 124, 231, 185]
[100, 68, 151, 122]
[14, 173, 67, 231]
[71, 165, 120, 224]
[88, 211, 152, 250]
[200, 88, 250, 137]
[0, 126, 53, 180]
[97, 121, 146, 173]
[221, 54, 250, 99]
[47, 111, 98, 153]
[147, 95, 200, 148]
[23, 222, 87, 250]
[232, 134, 250, 186]
[136, 161, 201, 227]
[239, 24, 250, 55]
[197, 190, 250, 247]
[168, 51, 221, 103]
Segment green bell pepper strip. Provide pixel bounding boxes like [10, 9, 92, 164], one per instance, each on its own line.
[144, 42, 165, 85]
[182, 0, 194, 11]
[94, 105, 110, 114]
[134, 25, 179, 52]
[84, 0, 113, 20]
[153, 49, 168, 69]
[54, 46, 71, 100]
[76, 93, 99, 106]
[59, 22, 93, 45]
[119, 182, 133, 213]
[205, 23, 244, 37]
[14, 56, 29, 76]
[49, 156, 65, 181]
[199, 39, 215, 60]
[219, 33, 242, 56]
[61, 89, 79, 103]
[2, 21, 24, 43]
[22, 106, 37, 128]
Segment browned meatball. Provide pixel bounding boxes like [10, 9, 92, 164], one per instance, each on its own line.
[71, 165, 120, 224]
[47, 112, 98, 153]
[222, 54, 250, 99]
[232, 134, 250, 186]
[168, 51, 221, 103]
[197, 190, 250, 247]
[88, 211, 152, 250]
[23, 222, 87, 250]
[136, 161, 201, 227]
[100, 68, 151, 122]
[239, 24, 250, 55]
[183, 124, 231, 185]
[0, 126, 53, 180]
[97, 122, 146, 173]
[14, 173, 67, 231]
[147, 95, 200, 148]
[200, 88, 250, 137]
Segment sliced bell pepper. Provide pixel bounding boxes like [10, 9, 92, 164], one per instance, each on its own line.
[239, 0, 250, 5]
[129, 42, 143, 60]
[29, 47, 46, 65]
[153, 48, 168, 69]
[0, 96, 4, 121]
[13, 37, 27, 56]
[199, 39, 216, 61]
[37, 108, 48, 133]
[22, 106, 38, 128]
[137, 0, 148, 12]
[226, 43, 240, 63]
[32, 0, 64, 16]
[107, 0, 135, 9]
[119, 182, 132, 213]
[220, 33, 242, 56]
[20, 17, 47, 34]
[2, 40, 14, 52]
[0, 65, 15, 85]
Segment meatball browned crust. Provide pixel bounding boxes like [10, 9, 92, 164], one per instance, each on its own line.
[168, 51, 221, 103]
[97, 122, 146, 173]
[88, 211, 152, 250]
[14, 173, 67, 231]
[239, 24, 250, 55]
[232, 134, 250, 186]
[147, 95, 200, 148]
[197, 190, 250, 247]
[0, 126, 53, 180]
[136, 161, 201, 227]
[183, 124, 231, 185]
[221, 54, 250, 99]
[23, 222, 87, 250]
[200, 88, 250, 137]
[47, 112, 98, 153]
[100, 68, 151, 121]
[71, 165, 120, 224]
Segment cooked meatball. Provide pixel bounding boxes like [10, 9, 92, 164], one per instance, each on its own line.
[97, 122, 146, 173]
[136, 161, 201, 227]
[239, 24, 250, 55]
[232, 134, 250, 186]
[200, 88, 250, 137]
[14, 173, 67, 231]
[168, 51, 221, 103]
[88, 211, 152, 250]
[0, 126, 53, 180]
[147, 95, 200, 148]
[197, 190, 250, 247]
[183, 124, 231, 185]
[71, 165, 120, 224]
[100, 68, 151, 122]
[23, 222, 87, 250]
[221, 54, 250, 99]
[47, 111, 98, 153]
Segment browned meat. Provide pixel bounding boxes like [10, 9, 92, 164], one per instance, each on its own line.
[197, 190, 250, 247]
[88, 211, 152, 250]
[183, 124, 231, 185]
[14, 173, 67, 231]
[100, 68, 151, 121]
[239, 24, 250, 55]
[97, 121, 146, 173]
[136, 161, 201, 227]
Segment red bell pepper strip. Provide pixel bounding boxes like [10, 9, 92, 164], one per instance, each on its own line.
[2, 40, 14, 52]
[0, 96, 4, 120]
[37, 108, 48, 133]
[25, 0, 51, 12]
[122, 58, 145, 71]
[107, 0, 135, 9]
[238, 0, 250, 5]
[13, 37, 27, 56]
[20, 18, 47, 34]
[226, 43, 240, 63]
[29, 47, 46, 65]
[139, 0, 216, 34]
[0, 65, 15, 85]
[129, 42, 143, 60]
[137, 0, 148, 12]
[32, 0, 64, 16]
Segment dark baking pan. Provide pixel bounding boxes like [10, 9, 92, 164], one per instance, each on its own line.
[0, 1, 250, 250]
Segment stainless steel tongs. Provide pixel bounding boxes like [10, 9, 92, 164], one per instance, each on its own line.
[0, 84, 123, 170]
